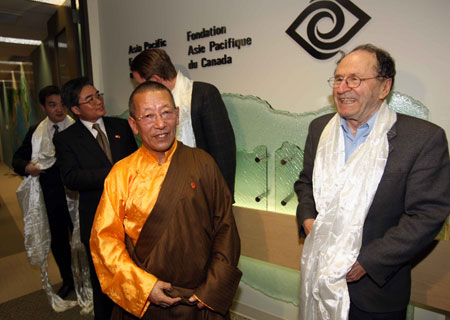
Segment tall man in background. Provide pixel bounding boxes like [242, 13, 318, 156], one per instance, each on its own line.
[13, 85, 75, 298]
[295, 44, 450, 320]
[131, 48, 236, 197]
[53, 77, 138, 319]
[90, 81, 241, 319]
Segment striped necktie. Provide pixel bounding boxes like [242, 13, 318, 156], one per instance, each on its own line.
[92, 123, 113, 163]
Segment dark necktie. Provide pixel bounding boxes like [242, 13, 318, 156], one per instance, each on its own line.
[53, 124, 59, 137]
[92, 123, 113, 163]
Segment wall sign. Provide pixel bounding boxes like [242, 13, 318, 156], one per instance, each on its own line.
[127, 26, 252, 72]
[128, 38, 167, 69]
[185, 25, 252, 69]
[286, 0, 370, 60]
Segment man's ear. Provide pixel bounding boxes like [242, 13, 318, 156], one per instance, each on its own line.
[71, 106, 81, 116]
[128, 116, 139, 135]
[151, 74, 163, 83]
[379, 78, 392, 100]
[40, 104, 46, 112]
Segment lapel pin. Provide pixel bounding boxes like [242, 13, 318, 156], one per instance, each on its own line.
[115, 135, 121, 139]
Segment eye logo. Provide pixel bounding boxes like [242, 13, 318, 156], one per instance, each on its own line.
[286, 0, 371, 60]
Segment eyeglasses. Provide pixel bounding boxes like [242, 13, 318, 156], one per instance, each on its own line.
[135, 109, 176, 124]
[78, 92, 104, 105]
[328, 76, 384, 88]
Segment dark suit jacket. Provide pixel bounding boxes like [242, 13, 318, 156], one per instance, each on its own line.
[12, 124, 66, 194]
[12, 124, 38, 177]
[191, 82, 236, 197]
[295, 112, 450, 312]
[53, 117, 137, 245]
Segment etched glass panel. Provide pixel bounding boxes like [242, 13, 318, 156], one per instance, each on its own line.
[235, 145, 268, 210]
[275, 142, 303, 215]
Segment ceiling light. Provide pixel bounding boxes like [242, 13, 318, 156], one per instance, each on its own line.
[0, 36, 42, 46]
[29, 0, 69, 6]
[0, 61, 33, 66]
[0, 70, 33, 74]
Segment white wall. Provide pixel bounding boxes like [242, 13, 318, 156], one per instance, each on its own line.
[86, 1, 450, 319]
[88, 0, 450, 140]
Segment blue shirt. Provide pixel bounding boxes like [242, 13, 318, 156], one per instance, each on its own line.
[341, 111, 379, 162]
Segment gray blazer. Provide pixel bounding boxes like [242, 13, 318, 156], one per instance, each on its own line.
[295, 112, 450, 312]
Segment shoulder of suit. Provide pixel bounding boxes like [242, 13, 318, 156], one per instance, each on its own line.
[103, 116, 129, 126]
[53, 119, 82, 139]
[395, 113, 444, 135]
[193, 81, 219, 93]
[309, 113, 335, 130]
[27, 123, 39, 135]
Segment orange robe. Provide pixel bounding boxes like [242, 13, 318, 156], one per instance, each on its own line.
[90, 142, 241, 319]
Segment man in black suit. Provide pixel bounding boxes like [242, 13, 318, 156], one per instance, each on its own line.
[130, 48, 236, 197]
[13, 85, 74, 299]
[53, 77, 138, 320]
[295, 44, 450, 320]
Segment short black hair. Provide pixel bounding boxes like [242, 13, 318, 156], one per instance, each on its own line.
[38, 85, 60, 106]
[128, 81, 175, 118]
[61, 77, 93, 108]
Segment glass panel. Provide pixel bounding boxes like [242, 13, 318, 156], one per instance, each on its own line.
[235, 145, 268, 210]
[275, 142, 303, 215]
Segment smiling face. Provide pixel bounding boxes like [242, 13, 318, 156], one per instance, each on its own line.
[71, 85, 106, 122]
[333, 50, 392, 131]
[41, 94, 67, 123]
[128, 89, 179, 162]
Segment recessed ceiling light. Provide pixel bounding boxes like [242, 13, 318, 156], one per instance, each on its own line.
[29, 0, 69, 6]
[0, 61, 33, 66]
[0, 36, 42, 46]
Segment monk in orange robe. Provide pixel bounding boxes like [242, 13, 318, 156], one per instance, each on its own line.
[90, 81, 241, 319]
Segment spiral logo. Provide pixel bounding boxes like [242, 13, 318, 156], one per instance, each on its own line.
[286, 0, 371, 60]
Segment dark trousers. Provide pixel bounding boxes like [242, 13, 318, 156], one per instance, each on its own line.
[83, 239, 114, 320]
[349, 302, 407, 320]
[39, 167, 73, 285]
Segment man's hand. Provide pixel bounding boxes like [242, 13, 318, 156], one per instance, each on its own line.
[188, 295, 205, 310]
[25, 162, 44, 177]
[303, 218, 315, 235]
[148, 280, 181, 308]
[346, 260, 367, 283]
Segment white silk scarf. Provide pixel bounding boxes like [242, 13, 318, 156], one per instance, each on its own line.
[17, 115, 93, 313]
[31, 116, 74, 169]
[172, 71, 196, 148]
[300, 102, 396, 320]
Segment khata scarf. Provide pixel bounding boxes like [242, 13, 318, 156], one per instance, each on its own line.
[300, 101, 396, 320]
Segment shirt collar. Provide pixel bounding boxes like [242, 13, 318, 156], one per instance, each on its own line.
[141, 139, 178, 164]
[46, 116, 68, 131]
[79, 117, 106, 137]
[340, 109, 379, 135]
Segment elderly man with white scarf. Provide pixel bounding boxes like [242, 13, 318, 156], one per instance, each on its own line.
[295, 44, 450, 320]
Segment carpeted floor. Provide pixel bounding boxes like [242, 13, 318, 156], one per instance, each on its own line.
[0, 288, 251, 320]
[0, 197, 24, 258]
[0, 288, 93, 320]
